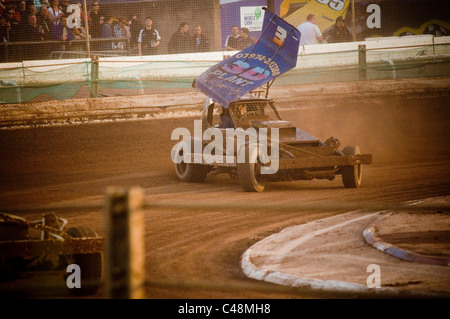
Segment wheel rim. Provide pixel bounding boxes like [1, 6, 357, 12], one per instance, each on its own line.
[175, 149, 187, 177]
[355, 147, 362, 185]
[176, 162, 187, 176]
[249, 146, 266, 191]
[356, 164, 362, 184]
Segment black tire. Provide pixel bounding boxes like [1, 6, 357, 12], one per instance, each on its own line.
[0, 215, 28, 278]
[66, 226, 102, 296]
[237, 144, 266, 192]
[341, 146, 362, 188]
[175, 162, 209, 182]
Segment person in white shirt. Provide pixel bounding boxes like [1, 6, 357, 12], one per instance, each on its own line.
[297, 13, 322, 45]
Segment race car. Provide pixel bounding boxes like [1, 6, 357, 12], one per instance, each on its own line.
[172, 96, 372, 192]
[172, 8, 372, 192]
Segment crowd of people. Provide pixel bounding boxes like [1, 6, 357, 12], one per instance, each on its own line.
[297, 13, 353, 45]
[0, 1, 135, 51]
[224, 24, 256, 51]
[223, 13, 352, 51]
[0, 0, 215, 59]
[0, 0, 356, 62]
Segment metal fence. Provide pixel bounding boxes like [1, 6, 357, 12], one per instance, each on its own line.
[0, 0, 448, 63]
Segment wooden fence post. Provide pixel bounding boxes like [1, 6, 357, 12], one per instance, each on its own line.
[105, 187, 145, 299]
[358, 44, 367, 81]
[90, 55, 99, 98]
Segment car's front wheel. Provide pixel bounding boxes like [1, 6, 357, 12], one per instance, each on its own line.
[341, 146, 362, 188]
[237, 144, 266, 192]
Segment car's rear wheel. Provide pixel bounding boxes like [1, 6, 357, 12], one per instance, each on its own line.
[175, 161, 209, 183]
[341, 146, 362, 188]
[173, 144, 209, 182]
[237, 144, 266, 192]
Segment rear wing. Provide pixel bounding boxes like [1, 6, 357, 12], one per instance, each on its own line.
[193, 7, 300, 108]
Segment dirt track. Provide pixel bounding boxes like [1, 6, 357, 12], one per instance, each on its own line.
[0, 79, 449, 298]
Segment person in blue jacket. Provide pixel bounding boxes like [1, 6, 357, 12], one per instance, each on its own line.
[52, 15, 74, 41]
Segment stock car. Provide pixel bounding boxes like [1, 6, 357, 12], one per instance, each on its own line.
[172, 7, 372, 192]
[172, 96, 372, 192]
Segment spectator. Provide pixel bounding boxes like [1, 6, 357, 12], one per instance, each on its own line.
[6, 6, 22, 41]
[100, 15, 113, 37]
[137, 16, 161, 56]
[59, 0, 69, 13]
[21, 13, 44, 41]
[16, 13, 45, 60]
[25, 1, 38, 16]
[100, 15, 114, 50]
[297, 13, 322, 45]
[224, 25, 239, 51]
[113, 16, 130, 50]
[0, 15, 10, 42]
[0, 15, 9, 62]
[40, 0, 50, 9]
[48, 0, 64, 26]
[70, 2, 88, 51]
[325, 16, 352, 43]
[0, 1, 7, 16]
[5, 5, 20, 26]
[88, 0, 103, 39]
[128, 15, 142, 50]
[17, 0, 27, 22]
[29, 0, 42, 13]
[36, 4, 52, 39]
[192, 24, 210, 52]
[8, 3, 22, 24]
[167, 21, 192, 54]
[236, 27, 255, 50]
[52, 15, 74, 40]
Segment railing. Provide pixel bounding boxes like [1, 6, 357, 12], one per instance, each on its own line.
[0, 38, 131, 62]
[0, 35, 448, 104]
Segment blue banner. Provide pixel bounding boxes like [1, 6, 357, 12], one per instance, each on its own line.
[194, 8, 300, 108]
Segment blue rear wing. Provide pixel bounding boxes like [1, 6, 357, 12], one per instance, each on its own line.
[193, 7, 300, 108]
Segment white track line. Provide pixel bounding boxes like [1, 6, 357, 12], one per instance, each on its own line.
[241, 210, 445, 297]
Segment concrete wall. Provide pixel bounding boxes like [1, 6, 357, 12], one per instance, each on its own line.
[2, 77, 449, 129]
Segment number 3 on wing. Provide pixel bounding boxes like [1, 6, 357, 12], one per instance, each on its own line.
[316, 0, 347, 11]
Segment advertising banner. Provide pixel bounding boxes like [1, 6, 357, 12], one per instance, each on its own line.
[284, 0, 350, 32]
[240, 6, 266, 31]
[194, 8, 300, 108]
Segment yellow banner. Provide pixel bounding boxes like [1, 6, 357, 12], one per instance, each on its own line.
[280, 0, 310, 18]
[284, 0, 350, 33]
